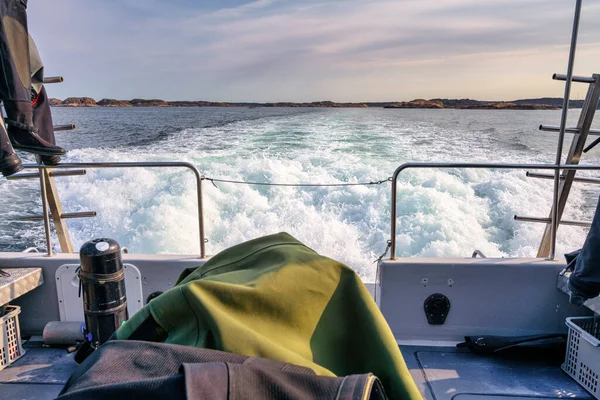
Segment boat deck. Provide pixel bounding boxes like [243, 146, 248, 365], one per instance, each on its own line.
[402, 344, 593, 400]
[0, 339, 593, 399]
[0, 337, 75, 399]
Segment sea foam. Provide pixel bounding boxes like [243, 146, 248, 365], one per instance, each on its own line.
[1, 108, 598, 281]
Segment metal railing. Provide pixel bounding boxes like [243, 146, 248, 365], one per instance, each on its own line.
[15, 161, 600, 262]
[390, 163, 600, 261]
[21, 162, 206, 258]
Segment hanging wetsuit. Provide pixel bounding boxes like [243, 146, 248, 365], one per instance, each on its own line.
[566, 195, 600, 304]
[29, 36, 63, 165]
[0, 0, 65, 177]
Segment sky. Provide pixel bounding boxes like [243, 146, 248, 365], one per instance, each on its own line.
[28, 0, 600, 102]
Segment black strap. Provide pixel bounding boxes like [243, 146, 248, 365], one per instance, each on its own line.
[78, 269, 125, 283]
[457, 333, 567, 354]
[5, 119, 33, 131]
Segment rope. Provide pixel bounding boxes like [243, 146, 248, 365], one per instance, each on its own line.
[374, 240, 392, 264]
[373, 240, 392, 302]
[201, 176, 392, 188]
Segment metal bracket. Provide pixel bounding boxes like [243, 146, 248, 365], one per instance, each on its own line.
[472, 250, 487, 259]
[43, 76, 63, 84]
[424, 293, 451, 325]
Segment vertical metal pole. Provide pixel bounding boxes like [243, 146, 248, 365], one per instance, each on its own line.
[550, 0, 583, 260]
[198, 178, 206, 258]
[390, 175, 398, 260]
[38, 168, 53, 256]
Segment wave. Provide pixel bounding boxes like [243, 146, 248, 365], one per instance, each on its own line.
[49, 147, 590, 282]
[1, 108, 597, 281]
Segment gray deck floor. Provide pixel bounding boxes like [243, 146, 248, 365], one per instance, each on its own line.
[0, 337, 76, 399]
[0, 340, 594, 399]
[401, 345, 594, 400]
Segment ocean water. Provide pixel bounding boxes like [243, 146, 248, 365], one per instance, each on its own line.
[1, 107, 599, 280]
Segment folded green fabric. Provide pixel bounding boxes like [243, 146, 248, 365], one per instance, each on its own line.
[117, 232, 421, 399]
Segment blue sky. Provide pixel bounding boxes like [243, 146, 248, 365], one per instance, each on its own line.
[28, 0, 600, 102]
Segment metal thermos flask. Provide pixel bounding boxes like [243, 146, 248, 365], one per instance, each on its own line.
[79, 238, 128, 345]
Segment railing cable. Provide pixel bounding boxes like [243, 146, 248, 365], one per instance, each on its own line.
[201, 176, 393, 188]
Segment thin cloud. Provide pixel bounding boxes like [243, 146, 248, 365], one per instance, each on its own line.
[215, 0, 282, 17]
[26, 0, 600, 102]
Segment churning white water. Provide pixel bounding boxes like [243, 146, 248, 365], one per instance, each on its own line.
[1, 107, 599, 280]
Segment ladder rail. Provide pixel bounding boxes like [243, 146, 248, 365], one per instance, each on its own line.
[37, 165, 52, 257]
[549, 0, 584, 260]
[537, 73, 600, 257]
[43, 169, 74, 253]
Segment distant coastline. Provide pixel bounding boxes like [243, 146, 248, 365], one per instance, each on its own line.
[49, 97, 580, 110]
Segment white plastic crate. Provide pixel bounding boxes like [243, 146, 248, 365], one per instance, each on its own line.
[563, 316, 600, 398]
[0, 305, 25, 371]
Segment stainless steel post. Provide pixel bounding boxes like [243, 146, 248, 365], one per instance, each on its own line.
[390, 173, 398, 260]
[390, 163, 600, 260]
[550, 0, 583, 261]
[23, 161, 207, 258]
[198, 177, 206, 259]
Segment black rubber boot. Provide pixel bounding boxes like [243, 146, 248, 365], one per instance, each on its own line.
[8, 122, 66, 156]
[0, 123, 23, 177]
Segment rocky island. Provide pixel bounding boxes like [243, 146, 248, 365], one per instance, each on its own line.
[383, 98, 560, 110]
[96, 99, 132, 107]
[60, 97, 98, 107]
[384, 99, 444, 109]
[48, 97, 575, 110]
